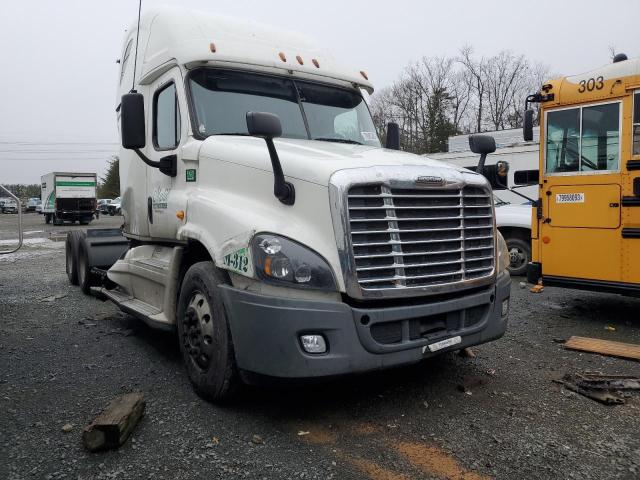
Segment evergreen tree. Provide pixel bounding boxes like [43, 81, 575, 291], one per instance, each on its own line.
[98, 156, 120, 198]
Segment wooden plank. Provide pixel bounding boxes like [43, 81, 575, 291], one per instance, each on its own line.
[564, 336, 640, 361]
[82, 392, 145, 452]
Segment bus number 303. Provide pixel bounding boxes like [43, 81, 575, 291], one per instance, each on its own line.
[578, 76, 604, 93]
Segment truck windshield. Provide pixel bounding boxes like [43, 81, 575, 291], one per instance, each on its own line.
[188, 68, 381, 147]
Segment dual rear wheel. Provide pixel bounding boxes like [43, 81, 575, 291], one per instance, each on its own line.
[65, 231, 100, 294]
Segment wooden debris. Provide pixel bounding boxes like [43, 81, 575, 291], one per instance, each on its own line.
[554, 373, 640, 406]
[564, 336, 640, 361]
[529, 284, 544, 293]
[82, 392, 145, 452]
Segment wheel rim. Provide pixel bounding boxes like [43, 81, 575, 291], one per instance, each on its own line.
[182, 291, 215, 371]
[508, 246, 527, 270]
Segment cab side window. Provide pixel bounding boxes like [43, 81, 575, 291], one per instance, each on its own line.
[633, 92, 640, 156]
[154, 82, 181, 150]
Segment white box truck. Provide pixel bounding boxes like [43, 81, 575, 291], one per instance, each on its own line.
[41, 172, 97, 225]
[65, 7, 511, 402]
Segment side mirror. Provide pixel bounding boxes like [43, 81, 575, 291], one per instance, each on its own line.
[481, 161, 510, 190]
[246, 112, 294, 205]
[514, 169, 539, 186]
[385, 122, 400, 150]
[523, 109, 534, 142]
[468, 134, 496, 155]
[120, 93, 146, 149]
[246, 111, 283, 139]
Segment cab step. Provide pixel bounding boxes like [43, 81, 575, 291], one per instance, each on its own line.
[93, 287, 174, 331]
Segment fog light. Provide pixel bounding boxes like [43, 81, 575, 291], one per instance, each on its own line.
[501, 299, 509, 317]
[300, 334, 327, 354]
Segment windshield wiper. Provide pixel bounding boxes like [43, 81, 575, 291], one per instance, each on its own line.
[314, 137, 363, 145]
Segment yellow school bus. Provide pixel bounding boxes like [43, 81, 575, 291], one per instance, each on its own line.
[522, 54, 640, 295]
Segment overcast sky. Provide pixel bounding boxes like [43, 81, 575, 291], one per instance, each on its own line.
[1, 0, 638, 185]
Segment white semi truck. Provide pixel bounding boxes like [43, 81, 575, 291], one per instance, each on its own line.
[41, 172, 97, 225]
[65, 7, 511, 402]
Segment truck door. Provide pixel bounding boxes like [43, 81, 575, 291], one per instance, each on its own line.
[540, 101, 622, 282]
[144, 70, 187, 239]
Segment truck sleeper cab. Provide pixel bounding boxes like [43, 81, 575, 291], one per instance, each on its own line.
[66, 7, 510, 402]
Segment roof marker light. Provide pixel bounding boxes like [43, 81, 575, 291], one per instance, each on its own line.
[209, 42, 216, 53]
[279, 52, 287, 62]
[296, 55, 304, 65]
[360, 71, 369, 80]
[312, 58, 320, 68]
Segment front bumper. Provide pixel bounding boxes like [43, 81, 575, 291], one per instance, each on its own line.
[220, 272, 510, 382]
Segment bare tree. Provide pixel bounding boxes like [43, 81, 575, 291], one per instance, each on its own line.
[484, 51, 529, 130]
[371, 47, 550, 151]
[458, 45, 488, 133]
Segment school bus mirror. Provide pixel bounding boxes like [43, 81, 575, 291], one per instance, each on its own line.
[523, 109, 534, 142]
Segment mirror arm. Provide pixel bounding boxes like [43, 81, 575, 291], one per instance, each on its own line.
[134, 148, 160, 168]
[477, 153, 487, 176]
[507, 186, 536, 203]
[133, 149, 177, 177]
[265, 138, 295, 205]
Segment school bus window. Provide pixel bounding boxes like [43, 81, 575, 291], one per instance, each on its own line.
[545, 103, 620, 173]
[546, 108, 580, 173]
[633, 91, 640, 155]
[580, 103, 619, 171]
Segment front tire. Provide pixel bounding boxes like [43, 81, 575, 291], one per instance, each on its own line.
[177, 262, 239, 403]
[506, 237, 531, 277]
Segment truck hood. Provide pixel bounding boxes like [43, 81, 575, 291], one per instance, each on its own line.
[198, 136, 470, 186]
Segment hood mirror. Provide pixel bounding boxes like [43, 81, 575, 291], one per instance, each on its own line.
[246, 111, 295, 205]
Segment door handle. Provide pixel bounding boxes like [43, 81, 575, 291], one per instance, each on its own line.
[609, 203, 620, 208]
[147, 197, 153, 224]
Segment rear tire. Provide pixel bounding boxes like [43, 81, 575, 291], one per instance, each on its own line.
[65, 231, 83, 285]
[505, 237, 531, 277]
[77, 235, 99, 295]
[45, 213, 51, 224]
[177, 262, 239, 403]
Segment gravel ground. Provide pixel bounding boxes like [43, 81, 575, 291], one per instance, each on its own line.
[1, 213, 639, 479]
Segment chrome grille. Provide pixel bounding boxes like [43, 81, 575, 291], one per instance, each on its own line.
[347, 184, 495, 292]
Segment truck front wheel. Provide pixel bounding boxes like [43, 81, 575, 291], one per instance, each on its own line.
[176, 262, 239, 403]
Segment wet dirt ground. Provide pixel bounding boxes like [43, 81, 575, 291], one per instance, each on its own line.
[1, 213, 639, 479]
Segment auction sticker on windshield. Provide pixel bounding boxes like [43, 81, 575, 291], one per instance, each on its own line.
[423, 336, 462, 353]
[556, 193, 585, 204]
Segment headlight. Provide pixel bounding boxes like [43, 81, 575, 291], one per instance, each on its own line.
[252, 234, 337, 291]
[497, 231, 509, 274]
